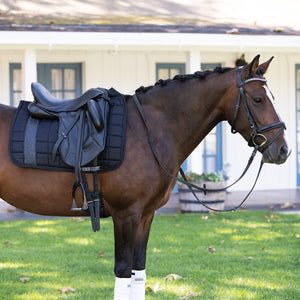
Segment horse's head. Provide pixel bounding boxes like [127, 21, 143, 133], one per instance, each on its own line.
[225, 55, 289, 164]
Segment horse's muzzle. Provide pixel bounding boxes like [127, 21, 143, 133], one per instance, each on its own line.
[262, 143, 290, 164]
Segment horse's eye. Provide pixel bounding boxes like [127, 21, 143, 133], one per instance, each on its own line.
[253, 97, 262, 104]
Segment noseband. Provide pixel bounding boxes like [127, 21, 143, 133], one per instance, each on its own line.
[231, 68, 286, 151]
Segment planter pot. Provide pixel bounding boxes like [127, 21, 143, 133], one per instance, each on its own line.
[178, 181, 227, 213]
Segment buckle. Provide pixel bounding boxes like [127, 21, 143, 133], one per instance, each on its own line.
[251, 133, 268, 148]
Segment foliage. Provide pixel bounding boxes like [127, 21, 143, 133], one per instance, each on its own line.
[0, 211, 299, 299]
[179, 171, 225, 182]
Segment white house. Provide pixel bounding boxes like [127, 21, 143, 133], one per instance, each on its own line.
[0, 0, 299, 192]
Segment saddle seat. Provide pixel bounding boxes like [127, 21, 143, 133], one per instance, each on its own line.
[31, 82, 107, 113]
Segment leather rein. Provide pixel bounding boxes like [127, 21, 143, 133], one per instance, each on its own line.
[133, 68, 286, 212]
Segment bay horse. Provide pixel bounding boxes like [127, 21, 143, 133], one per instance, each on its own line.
[0, 55, 289, 299]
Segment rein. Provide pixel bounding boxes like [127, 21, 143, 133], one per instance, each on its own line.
[132, 68, 286, 212]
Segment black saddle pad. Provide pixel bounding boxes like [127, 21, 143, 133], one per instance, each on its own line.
[9, 88, 127, 173]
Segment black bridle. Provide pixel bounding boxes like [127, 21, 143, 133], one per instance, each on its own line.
[133, 68, 286, 212]
[232, 68, 286, 150]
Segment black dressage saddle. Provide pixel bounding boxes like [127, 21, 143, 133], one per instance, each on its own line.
[28, 82, 111, 168]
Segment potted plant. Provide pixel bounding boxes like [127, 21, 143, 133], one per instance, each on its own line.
[178, 171, 227, 213]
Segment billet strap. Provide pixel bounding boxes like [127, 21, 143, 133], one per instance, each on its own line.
[81, 158, 102, 232]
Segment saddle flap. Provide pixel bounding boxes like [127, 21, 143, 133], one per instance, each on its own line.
[59, 101, 110, 167]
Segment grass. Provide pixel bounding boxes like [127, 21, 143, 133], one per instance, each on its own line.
[0, 211, 299, 299]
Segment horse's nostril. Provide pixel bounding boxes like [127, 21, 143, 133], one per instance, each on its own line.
[280, 145, 288, 158]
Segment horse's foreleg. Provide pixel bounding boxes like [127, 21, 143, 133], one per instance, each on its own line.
[130, 213, 154, 300]
[113, 212, 140, 300]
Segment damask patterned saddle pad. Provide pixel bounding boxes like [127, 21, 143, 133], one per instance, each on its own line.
[9, 88, 127, 173]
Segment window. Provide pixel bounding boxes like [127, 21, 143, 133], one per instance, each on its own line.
[201, 63, 223, 173]
[156, 63, 185, 81]
[37, 63, 82, 99]
[9, 63, 22, 106]
[9, 63, 82, 106]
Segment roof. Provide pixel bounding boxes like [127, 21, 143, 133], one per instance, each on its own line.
[0, 0, 300, 35]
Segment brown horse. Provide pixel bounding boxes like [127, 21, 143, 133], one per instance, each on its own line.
[0, 55, 289, 299]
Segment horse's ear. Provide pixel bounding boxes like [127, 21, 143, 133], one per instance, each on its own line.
[256, 56, 274, 75]
[242, 55, 260, 79]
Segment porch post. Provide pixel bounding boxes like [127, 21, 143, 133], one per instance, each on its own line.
[185, 50, 203, 173]
[22, 48, 37, 101]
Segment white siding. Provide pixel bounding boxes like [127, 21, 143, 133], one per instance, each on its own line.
[0, 31, 298, 191]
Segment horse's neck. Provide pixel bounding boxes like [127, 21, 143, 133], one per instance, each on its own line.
[140, 75, 231, 166]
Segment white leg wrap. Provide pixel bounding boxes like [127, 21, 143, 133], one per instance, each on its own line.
[114, 277, 131, 300]
[129, 269, 146, 300]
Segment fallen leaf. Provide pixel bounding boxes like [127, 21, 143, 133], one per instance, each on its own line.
[72, 217, 85, 222]
[264, 215, 269, 219]
[270, 214, 279, 219]
[179, 292, 199, 299]
[146, 282, 162, 293]
[98, 251, 104, 257]
[4, 241, 11, 245]
[171, 214, 177, 218]
[19, 277, 30, 283]
[280, 202, 296, 209]
[58, 287, 75, 293]
[261, 247, 266, 251]
[202, 216, 209, 220]
[164, 273, 183, 281]
[207, 246, 216, 252]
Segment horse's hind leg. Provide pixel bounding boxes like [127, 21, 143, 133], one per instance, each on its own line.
[130, 213, 155, 300]
[113, 212, 141, 300]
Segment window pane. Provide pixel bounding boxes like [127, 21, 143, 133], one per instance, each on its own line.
[51, 91, 63, 98]
[158, 68, 169, 79]
[64, 69, 76, 90]
[13, 69, 22, 91]
[205, 134, 217, 155]
[206, 157, 217, 173]
[51, 69, 63, 90]
[297, 91, 300, 109]
[297, 112, 300, 131]
[297, 69, 300, 88]
[13, 92, 22, 105]
[64, 92, 76, 99]
[170, 68, 181, 78]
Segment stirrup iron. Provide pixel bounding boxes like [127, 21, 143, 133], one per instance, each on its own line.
[70, 181, 88, 211]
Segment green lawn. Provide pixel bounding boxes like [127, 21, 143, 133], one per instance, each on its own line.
[0, 211, 299, 299]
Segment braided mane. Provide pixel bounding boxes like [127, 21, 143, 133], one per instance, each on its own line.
[135, 66, 232, 93]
